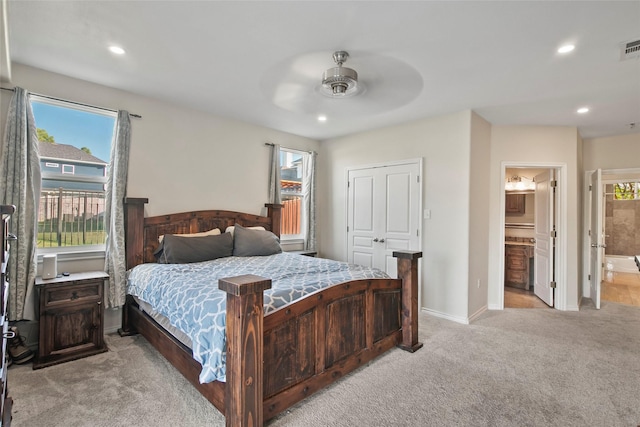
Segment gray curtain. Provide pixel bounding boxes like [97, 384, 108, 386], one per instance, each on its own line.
[302, 151, 317, 251]
[0, 87, 41, 320]
[104, 111, 131, 308]
[268, 143, 282, 205]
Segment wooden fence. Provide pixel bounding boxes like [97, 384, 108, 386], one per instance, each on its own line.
[38, 189, 106, 247]
[281, 197, 301, 235]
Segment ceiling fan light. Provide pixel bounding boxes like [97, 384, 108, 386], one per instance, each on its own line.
[320, 51, 360, 98]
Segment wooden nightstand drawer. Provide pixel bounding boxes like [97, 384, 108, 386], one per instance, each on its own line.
[43, 282, 101, 306]
[34, 271, 109, 369]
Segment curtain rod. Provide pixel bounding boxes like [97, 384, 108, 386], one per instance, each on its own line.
[264, 142, 316, 155]
[1, 86, 142, 118]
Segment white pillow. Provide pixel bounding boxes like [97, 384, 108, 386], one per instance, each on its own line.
[158, 228, 221, 243]
[225, 225, 266, 236]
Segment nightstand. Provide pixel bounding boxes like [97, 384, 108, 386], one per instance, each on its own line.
[33, 271, 108, 369]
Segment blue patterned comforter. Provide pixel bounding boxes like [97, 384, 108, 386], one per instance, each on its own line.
[126, 252, 389, 383]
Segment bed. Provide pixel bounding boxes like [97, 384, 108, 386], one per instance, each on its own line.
[120, 198, 422, 426]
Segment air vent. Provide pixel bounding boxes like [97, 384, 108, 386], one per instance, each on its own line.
[620, 38, 640, 61]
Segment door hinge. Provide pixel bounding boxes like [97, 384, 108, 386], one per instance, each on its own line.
[550, 180, 557, 188]
[347, 226, 349, 232]
[550, 281, 557, 289]
[347, 181, 350, 188]
[416, 229, 419, 237]
[417, 175, 420, 183]
[550, 230, 557, 238]
[588, 230, 591, 236]
[589, 185, 592, 191]
[588, 274, 591, 281]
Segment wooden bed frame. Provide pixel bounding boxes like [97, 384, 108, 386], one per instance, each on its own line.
[120, 198, 422, 426]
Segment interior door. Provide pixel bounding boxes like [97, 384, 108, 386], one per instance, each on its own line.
[348, 170, 376, 269]
[589, 169, 603, 309]
[534, 170, 554, 307]
[347, 162, 421, 278]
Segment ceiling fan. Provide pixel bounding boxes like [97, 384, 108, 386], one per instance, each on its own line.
[260, 50, 424, 117]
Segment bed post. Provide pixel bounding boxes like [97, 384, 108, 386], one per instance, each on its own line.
[264, 203, 282, 237]
[393, 250, 423, 353]
[123, 197, 149, 269]
[219, 274, 272, 427]
[120, 197, 148, 336]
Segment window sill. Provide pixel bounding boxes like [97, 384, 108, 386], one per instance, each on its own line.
[37, 246, 106, 263]
[280, 238, 305, 252]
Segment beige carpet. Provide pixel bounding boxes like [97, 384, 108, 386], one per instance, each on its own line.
[8, 300, 640, 427]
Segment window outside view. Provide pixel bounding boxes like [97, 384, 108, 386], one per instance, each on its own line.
[613, 182, 639, 200]
[31, 98, 116, 249]
[280, 149, 304, 237]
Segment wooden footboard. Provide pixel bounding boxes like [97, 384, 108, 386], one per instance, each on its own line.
[221, 250, 422, 424]
[121, 198, 422, 426]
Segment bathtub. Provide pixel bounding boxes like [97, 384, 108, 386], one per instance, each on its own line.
[605, 255, 638, 273]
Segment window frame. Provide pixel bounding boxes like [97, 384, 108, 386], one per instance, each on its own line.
[61, 164, 75, 175]
[279, 147, 308, 243]
[30, 95, 116, 255]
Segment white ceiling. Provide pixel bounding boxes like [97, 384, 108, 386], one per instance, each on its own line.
[4, 1, 640, 140]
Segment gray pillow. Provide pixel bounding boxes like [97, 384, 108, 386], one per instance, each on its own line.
[232, 224, 282, 256]
[156, 232, 233, 264]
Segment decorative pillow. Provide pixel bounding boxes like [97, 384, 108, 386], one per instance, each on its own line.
[232, 224, 282, 257]
[156, 232, 233, 264]
[225, 225, 265, 236]
[158, 228, 221, 244]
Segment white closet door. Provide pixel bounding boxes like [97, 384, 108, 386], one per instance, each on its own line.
[347, 161, 421, 278]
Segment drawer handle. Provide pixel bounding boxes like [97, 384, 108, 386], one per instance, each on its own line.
[71, 291, 79, 300]
[2, 331, 15, 339]
[7, 233, 17, 241]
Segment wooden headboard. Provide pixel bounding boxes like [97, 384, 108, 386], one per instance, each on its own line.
[123, 198, 282, 269]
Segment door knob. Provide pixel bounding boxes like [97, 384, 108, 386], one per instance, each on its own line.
[373, 238, 379, 242]
[591, 244, 598, 248]
[379, 238, 385, 243]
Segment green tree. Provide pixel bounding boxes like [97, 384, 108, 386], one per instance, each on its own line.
[37, 128, 55, 143]
[81, 147, 92, 155]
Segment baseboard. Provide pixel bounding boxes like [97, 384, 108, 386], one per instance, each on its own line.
[468, 305, 488, 323]
[421, 307, 470, 325]
[104, 307, 122, 334]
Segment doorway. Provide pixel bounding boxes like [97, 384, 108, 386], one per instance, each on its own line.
[495, 162, 569, 310]
[504, 167, 555, 308]
[584, 168, 640, 308]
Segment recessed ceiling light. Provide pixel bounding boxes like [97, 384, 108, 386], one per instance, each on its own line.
[318, 115, 327, 122]
[558, 44, 575, 54]
[577, 107, 589, 114]
[109, 46, 125, 55]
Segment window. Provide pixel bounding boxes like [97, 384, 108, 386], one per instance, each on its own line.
[279, 149, 306, 239]
[614, 182, 640, 200]
[62, 164, 75, 174]
[30, 97, 116, 249]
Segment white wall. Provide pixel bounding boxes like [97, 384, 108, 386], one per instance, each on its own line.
[1, 64, 320, 218]
[320, 110, 474, 323]
[583, 133, 640, 171]
[467, 112, 491, 320]
[488, 126, 581, 310]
